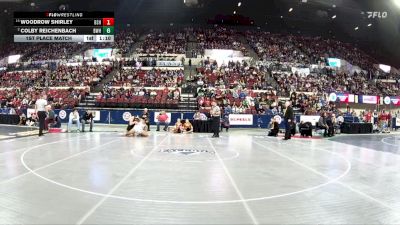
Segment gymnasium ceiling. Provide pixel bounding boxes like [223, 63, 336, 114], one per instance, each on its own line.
[0, 0, 399, 67]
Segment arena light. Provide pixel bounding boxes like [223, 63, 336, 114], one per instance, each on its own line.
[367, 23, 372, 27]
[237, 2, 241, 7]
[233, 10, 236, 14]
[354, 26, 359, 30]
[289, 8, 293, 12]
[393, 0, 400, 8]
[379, 64, 391, 73]
[332, 15, 336, 19]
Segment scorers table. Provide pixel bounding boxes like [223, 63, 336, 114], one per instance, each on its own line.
[13, 11, 114, 43]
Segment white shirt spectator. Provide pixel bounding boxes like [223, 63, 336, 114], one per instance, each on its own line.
[69, 111, 80, 121]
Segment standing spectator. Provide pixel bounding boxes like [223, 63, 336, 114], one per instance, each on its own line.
[141, 108, 150, 131]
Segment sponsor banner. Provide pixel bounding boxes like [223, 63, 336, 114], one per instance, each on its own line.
[229, 114, 253, 125]
[384, 96, 391, 105]
[27, 108, 36, 118]
[333, 93, 355, 103]
[328, 58, 341, 67]
[329, 93, 337, 102]
[300, 115, 320, 126]
[156, 61, 182, 67]
[291, 67, 310, 76]
[92, 110, 101, 121]
[274, 115, 282, 124]
[58, 110, 67, 119]
[360, 95, 379, 104]
[390, 97, 400, 106]
[348, 94, 355, 103]
[154, 112, 172, 123]
[122, 112, 132, 122]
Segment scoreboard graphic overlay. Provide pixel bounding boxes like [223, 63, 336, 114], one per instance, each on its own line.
[14, 12, 114, 43]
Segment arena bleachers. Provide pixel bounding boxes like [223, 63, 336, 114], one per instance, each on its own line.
[0, 27, 398, 115]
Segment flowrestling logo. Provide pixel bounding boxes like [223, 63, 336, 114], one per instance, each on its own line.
[59, 110, 67, 119]
[159, 148, 215, 156]
[122, 112, 132, 121]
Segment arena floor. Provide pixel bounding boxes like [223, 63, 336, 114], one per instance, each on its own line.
[0, 127, 400, 224]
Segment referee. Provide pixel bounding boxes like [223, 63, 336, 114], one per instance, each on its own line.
[35, 94, 48, 137]
[210, 101, 221, 138]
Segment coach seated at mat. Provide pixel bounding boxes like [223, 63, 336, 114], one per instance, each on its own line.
[317, 112, 329, 137]
[68, 109, 81, 132]
[26, 113, 38, 127]
[49, 114, 62, 128]
[81, 110, 94, 132]
[299, 121, 312, 137]
[45, 105, 55, 131]
[268, 118, 279, 137]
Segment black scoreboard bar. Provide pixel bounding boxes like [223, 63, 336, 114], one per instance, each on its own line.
[14, 27, 109, 35]
[14, 11, 114, 43]
[15, 19, 109, 26]
[14, 11, 114, 18]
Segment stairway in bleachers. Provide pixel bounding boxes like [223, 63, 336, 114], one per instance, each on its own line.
[237, 35, 259, 60]
[178, 93, 198, 111]
[78, 92, 99, 107]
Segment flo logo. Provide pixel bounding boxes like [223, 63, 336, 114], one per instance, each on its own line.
[160, 149, 215, 156]
[365, 11, 388, 19]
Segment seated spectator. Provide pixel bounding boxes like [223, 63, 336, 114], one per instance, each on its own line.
[50, 114, 62, 128]
[27, 113, 38, 127]
[220, 113, 230, 132]
[193, 111, 202, 120]
[68, 108, 81, 132]
[317, 112, 329, 137]
[156, 111, 170, 131]
[44, 105, 55, 130]
[81, 110, 94, 132]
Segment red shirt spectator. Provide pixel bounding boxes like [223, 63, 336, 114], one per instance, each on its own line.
[157, 113, 169, 122]
[365, 112, 372, 123]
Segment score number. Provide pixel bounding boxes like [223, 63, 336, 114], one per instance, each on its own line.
[102, 18, 114, 35]
[93, 18, 115, 26]
[102, 18, 114, 26]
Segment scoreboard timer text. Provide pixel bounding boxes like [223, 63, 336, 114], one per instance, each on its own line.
[14, 12, 114, 43]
